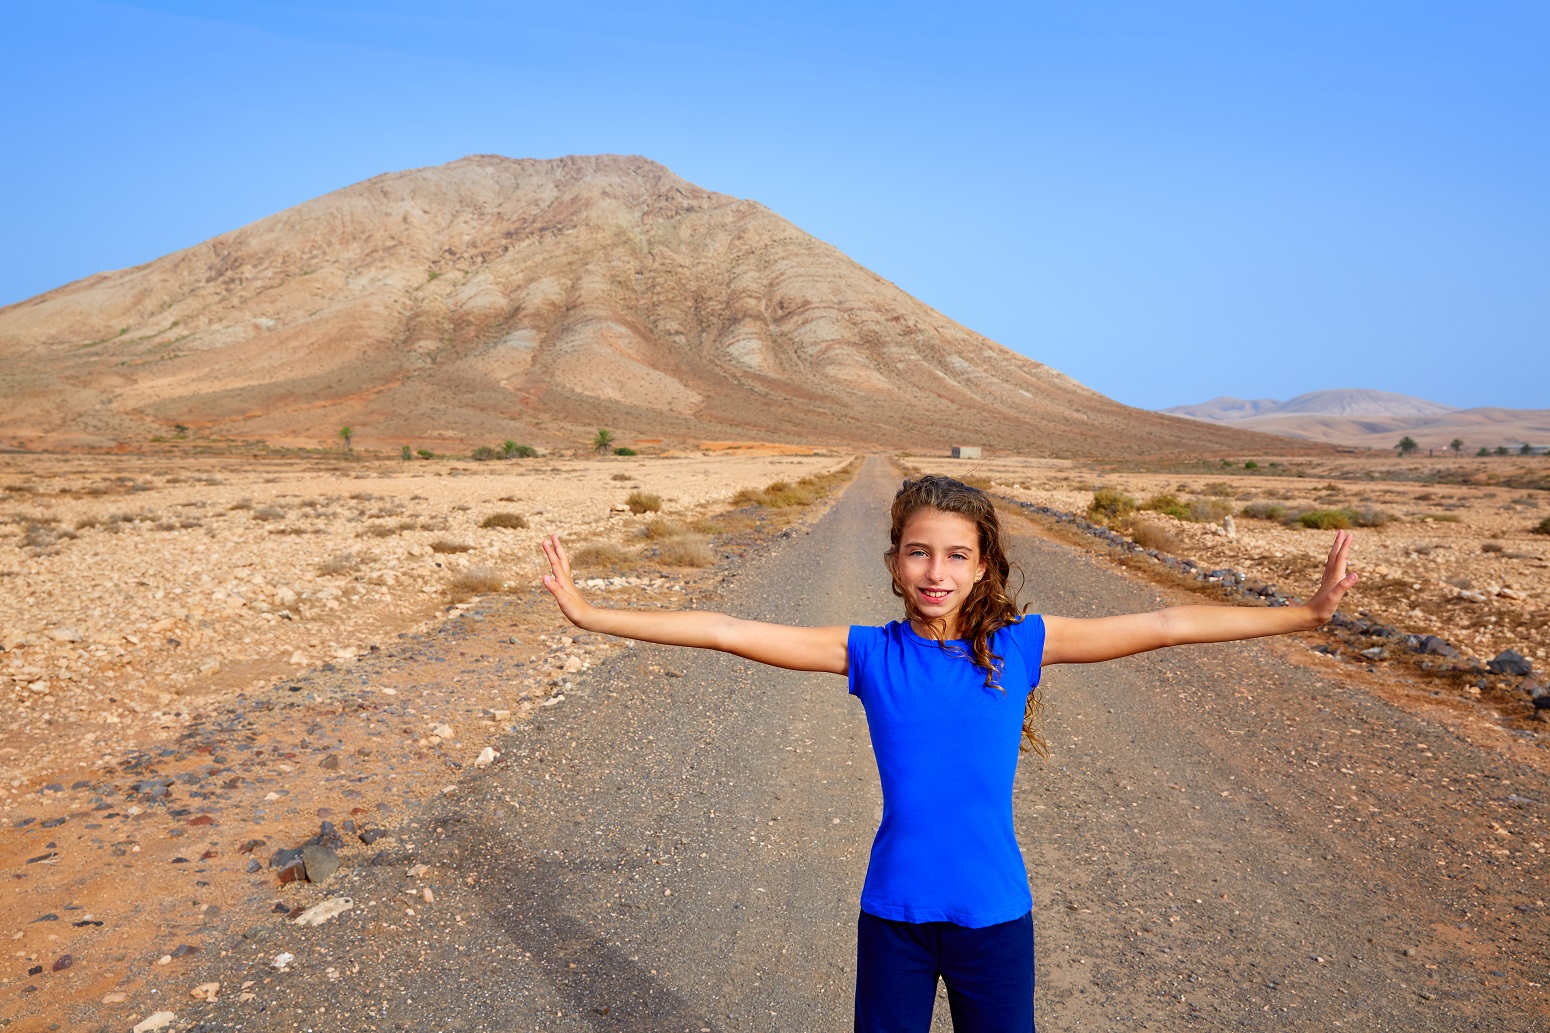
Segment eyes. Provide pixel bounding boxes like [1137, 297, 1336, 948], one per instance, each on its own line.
[906, 548, 971, 561]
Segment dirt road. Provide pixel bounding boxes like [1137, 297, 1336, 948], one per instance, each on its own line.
[144, 457, 1548, 1031]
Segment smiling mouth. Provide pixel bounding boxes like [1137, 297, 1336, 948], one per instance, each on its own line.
[918, 588, 951, 602]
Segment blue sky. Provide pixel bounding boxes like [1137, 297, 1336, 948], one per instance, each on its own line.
[3, 1, 1546, 411]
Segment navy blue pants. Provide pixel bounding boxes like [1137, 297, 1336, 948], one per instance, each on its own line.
[854, 910, 1036, 1032]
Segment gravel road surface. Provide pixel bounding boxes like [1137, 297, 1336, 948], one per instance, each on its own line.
[176, 457, 1549, 1032]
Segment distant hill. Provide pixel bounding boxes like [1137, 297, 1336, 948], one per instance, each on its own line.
[0, 153, 1312, 457]
[1161, 389, 1547, 450]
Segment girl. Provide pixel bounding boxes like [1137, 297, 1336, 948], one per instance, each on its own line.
[540, 474, 1357, 1032]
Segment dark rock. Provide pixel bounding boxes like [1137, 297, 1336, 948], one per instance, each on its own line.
[1489, 650, 1533, 677]
[171, 944, 200, 958]
[272, 902, 291, 914]
[187, 815, 214, 826]
[238, 839, 266, 854]
[51, 954, 72, 972]
[276, 857, 307, 884]
[1531, 683, 1550, 711]
[358, 827, 389, 845]
[1359, 647, 1387, 661]
[242, 925, 269, 941]
[26, 851, 58, 865]
[318, 753, 340, 771]
[269, 846, 304, 869]
[28, 965, 42, 976]
[247, 859, 261, 873]
[40, 817, 66, 829]
[315, 821, 344, 850]
[31, 914, 59, 923]
[72, 917, 103, 927]
[1412, 635, 1460, 658]
[301, 844, 340, 884]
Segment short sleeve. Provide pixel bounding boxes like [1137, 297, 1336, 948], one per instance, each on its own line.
[847, 625, 883, 697]
[1003, 614, 1046, 691]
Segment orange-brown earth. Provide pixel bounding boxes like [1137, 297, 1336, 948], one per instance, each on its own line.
[0, 449, 858, 1029]
[0, 153, 1314, 459]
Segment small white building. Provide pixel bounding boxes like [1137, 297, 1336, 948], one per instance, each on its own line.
[951, 446, 982, 459]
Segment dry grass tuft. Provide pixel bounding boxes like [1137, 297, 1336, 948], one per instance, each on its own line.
[611, 473, 634, 482]
[480, 512, 529, 529]
[626, 491, 663, 514]
[430, 538, 475, 554]
[654, 535, 716, 567]
[446, 564, 505, 601]
[639, 518, 689, 540]
[1128, 517, 1181, 553]
[569, 542, 632, 569]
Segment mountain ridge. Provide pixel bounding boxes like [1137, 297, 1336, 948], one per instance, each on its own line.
[0, 154, 1314, 456]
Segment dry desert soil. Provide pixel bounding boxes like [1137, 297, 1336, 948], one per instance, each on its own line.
[2, 448, 1548, 1032]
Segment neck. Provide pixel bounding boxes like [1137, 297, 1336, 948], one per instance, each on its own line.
[911, 615, 960, 640]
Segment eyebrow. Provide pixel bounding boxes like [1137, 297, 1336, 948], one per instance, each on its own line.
[902, 540, 976, 552]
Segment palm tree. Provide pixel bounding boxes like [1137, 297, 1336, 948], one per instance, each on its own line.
[502, 439, 518, 458]
[593, 428, 615, 453]
[1396, 436, 1418, 456]
[338, 426, 353, 452]
[1449, 438, 1464, 454]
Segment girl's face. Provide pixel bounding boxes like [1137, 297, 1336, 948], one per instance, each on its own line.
[894, 509, 987, 638]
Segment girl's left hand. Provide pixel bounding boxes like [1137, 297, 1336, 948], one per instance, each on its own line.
[1305, 530, 1359, 624]
[541, 534, 594, 629]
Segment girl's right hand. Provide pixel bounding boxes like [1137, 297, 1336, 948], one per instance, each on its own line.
[540, 534, 593, 629]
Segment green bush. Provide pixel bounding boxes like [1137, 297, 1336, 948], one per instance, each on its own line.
[1244, 461, 1259, 470]
[1087, 488, 1136, 521]
[1532, 516, 1550, 536]
[400, 444, 413, 460]
[613, 446, 638, 456]
[1141, 493, 1191, 520]
[1297, 509, 1354, 530]
[480, 512, 528, 529]
[471, 446, 500, 461]
[510, 444, 538, 458]
[416, 449, 435, 460]
[626, 491, 662, 514]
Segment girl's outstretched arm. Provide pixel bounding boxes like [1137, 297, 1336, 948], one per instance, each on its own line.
[1041, 530, 1359, 666]
[540, 534, 850, 675]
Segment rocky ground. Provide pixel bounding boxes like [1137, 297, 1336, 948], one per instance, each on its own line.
[910, 454, 1548, 727]
[0, 447, 851, 1031]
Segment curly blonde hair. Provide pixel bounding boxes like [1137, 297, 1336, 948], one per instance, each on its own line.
[883, 475, 1045, 754]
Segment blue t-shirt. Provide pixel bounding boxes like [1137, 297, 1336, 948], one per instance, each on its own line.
[846, 616, 1046, 928]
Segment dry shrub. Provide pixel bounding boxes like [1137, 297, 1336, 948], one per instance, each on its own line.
[1187, 497, 1233, 523]
[611, 473, 634, 482]
[480, 512, 528, 529]
[1128, 517, 1180, 553]
[359, 524, 398, 538]
[1533, 515, 1550, 536]
[1482, 542, 1505, 553]
[228, 499, 253, 511]
[654, 535, 715, 567]
[734, 478, 818, 509]
[431, 538, 475, 554]
[1087, 488, 1136, 522]
[627, 491, 662, 514]
[640, 518, 688, 540]
[1201, 481, 1235, 497]
[251, 505, 286, 521]
[569, 542, 632, 569]
[447, 564, 505, 600]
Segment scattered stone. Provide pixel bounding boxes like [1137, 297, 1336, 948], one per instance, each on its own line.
[314, 820, 345, 850]
[272, 951, 295, 971]
[358, 827, 389, 845]
[26, 851, 59, 864]
[72, 916, 103, 927]
[45, 626, 83, 643]
[247, 859, 261, 874]
[187, 814, 214, 826]
[102, 991, 128, 1004]
[318, 753, 341, 771]
[190, 981, 220, 1002]
[1359, 646, 1386, 661]
[1412, 635, 1460, 658]
[301, 844, 340, 884]
[430, 722, 455, 739]
[170, 944, 200, 958]
[277, 857, 307, 884]
[52, 954, 73, 972]
[32, 913, 59, 923]
[133, 1012, 177, 1033]
[292, 896, 354, 927]
[40, 816, 67, 828]
[238, 839, 267, 854]
[474, 746, 498, 769]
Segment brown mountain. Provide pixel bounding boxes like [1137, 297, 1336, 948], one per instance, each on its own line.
[0, 154, 1313, 456]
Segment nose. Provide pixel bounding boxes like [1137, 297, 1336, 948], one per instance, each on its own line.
[927, 557, 946, 582]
